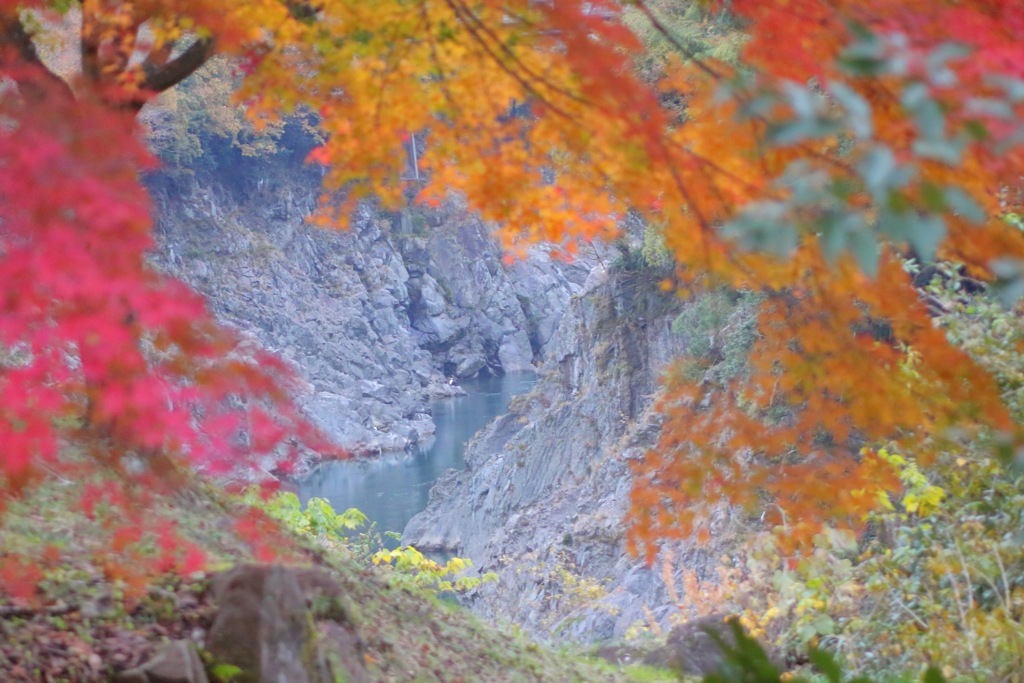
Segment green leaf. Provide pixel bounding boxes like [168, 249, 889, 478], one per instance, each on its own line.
[905, 214, 946, 261]
[351, 28, 374, 44]
[965, 97, 1015, 120]
[705, 620, 783, 682]
[276, 491, 302, 511]
[944, 187, 986, 224]
[819, 213, 864, 263]
[782, 81, 819, 119]
[840, 56, 888, 77]
[885, 191, 914, 214]
[829, 81, 873, 139]
[913, 137, 965, 165]
[722, 202, 798, 257]
[767, 119, 839, 146]
[963, 119, 990, 141]
[923, 666, 948, 683]
[988, 75, 1024, 102]
[858, 146, 896, 199]
[337, 507, 369, 530]
[812, 613, 836, 636]
[901, 82, 929, 110]
[849, 229, 879, 277]
[809, 648, 842, 683]
[782, 161, 827, 206]
[738, 93, 776, 119]
[913, 100, 947, 143]
[925, 43, 971, 85]
[844, 19, 876, 43]
[798, 623, 817, 644]
[919, 182, 946, 213]
[820, 218, 848, 263]
[48, 0, 77, 13]
[990, 258, 1024, 306]
[839, 24, 887, 77]
[829, 176, 856, 200]
[211, 663, 244, 682]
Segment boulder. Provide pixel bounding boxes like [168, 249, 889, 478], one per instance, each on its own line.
[642, 614, 739, 676]
[205, 564, 367, 683]
[115, 640, 208, 683]
[497, 330, 534, 374]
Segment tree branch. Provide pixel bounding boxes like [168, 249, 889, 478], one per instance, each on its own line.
[80, 0, 101, 83]
[0, 10, 75, 103]
[137, 37, 215, 98]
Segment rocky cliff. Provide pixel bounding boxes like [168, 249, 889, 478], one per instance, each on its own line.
[148, 156, 739, 643]
[403, 266, 739, 642]
[149, 166, 592, 454]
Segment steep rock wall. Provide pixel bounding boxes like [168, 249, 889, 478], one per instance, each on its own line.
[404, 267, 731, 642]
[394, 202, 595, 379]
[149, 168, 590, 454]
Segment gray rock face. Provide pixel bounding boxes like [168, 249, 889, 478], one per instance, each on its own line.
[395, 201, 594, 378]
[404, 268, 729, 642]
[150, 171, 589, 455]
[151, 175, 443, 455]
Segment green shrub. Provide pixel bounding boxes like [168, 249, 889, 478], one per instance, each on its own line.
[690, 265, 1024, 682]
[242, 488, 495, 596]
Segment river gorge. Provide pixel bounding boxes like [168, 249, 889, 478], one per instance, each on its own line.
[298, 373, 537, 536]
[152, 166, 716, 644]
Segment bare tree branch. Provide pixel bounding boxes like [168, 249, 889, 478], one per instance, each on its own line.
[139, 36, 216, 95]
[106, 36, 217, 111]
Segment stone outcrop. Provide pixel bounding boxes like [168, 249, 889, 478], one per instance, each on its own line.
[404, 267, 737, 642]
[394, 201, 592, 379]
[116, 641, 209, 683]
[642, 615, 740, 676]
[149, 168, 591, 454]
[205, 564, 367, 683]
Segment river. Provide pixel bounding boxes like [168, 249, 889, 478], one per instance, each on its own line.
[297, 373, 536, 535]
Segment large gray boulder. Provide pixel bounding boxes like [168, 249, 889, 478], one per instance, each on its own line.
[206, 564, 367, 683]
[116, 641, 209, 683]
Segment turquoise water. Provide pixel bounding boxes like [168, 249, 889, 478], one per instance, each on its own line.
[297, 373, 535, 535]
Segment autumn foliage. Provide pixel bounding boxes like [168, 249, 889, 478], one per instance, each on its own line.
[623, 0, 1024, 555]
[0, 7, 325, 585]
[2, 0, 1024, 578]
